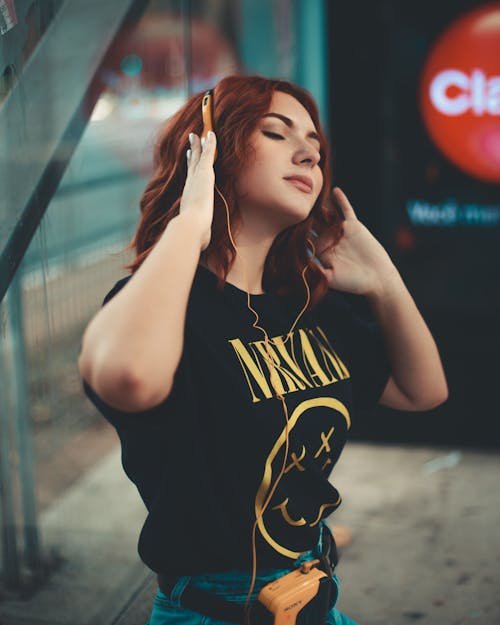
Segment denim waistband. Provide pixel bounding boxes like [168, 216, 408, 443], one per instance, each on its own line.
[185, 521, 333, 604]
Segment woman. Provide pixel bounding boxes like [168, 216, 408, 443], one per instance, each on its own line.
[78, 75, 448, 625]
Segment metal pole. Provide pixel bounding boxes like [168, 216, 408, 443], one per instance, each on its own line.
[0, 299, 21, 588]
[6, 271, 42, 571]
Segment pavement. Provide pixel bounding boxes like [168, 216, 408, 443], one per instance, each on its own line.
[0, 441, 499, 625]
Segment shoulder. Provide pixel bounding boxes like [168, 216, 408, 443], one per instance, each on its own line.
[314, 287, 355, 320]
[315, 288, 381, 336]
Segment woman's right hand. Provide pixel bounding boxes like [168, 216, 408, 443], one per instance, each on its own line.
[179, 131, 217, 252]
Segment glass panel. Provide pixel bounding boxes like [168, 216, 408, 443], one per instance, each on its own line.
[0, 1, 316, 622]
[0, 1, 65, 103]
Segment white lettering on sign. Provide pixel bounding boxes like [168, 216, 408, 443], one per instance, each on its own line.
[406, 199, 500, 226]
[429, 69, 500, 116]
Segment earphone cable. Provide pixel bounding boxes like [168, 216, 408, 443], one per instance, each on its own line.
[215, 184, 312, 622]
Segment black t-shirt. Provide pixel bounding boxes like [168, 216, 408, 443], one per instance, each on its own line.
[83, 264, 391, 576]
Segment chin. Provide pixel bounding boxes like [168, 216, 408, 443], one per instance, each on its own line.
[244, 198, 313, 233]
[284, 202, 314, 224]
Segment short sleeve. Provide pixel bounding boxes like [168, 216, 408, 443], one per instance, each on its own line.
[316, 289, 391, 415]
[102, 275, 132, 306]
[344, 304, 391, 413]
[82, 379, 170, 429]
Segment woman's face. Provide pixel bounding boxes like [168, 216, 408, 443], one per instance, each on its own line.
[235, 91, 324, 234]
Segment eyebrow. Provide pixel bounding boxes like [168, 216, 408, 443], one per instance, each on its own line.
[262, 112, 321, 143]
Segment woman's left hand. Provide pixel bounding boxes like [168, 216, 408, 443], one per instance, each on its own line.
[314, 187, 400, 297]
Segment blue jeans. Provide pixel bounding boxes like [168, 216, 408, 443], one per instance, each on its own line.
[146, 574, 358, 625]
[146, 525, 359, 625]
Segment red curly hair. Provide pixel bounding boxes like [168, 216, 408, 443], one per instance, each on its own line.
[128, 74, 343, 311]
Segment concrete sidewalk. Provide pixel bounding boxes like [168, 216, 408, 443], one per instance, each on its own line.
[0, 442, 499, 625]
[0, 449, 150, 625]
[329, 443, 500, 625]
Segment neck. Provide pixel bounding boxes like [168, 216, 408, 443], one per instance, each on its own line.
[201, 202, 295, 294]
[226, 252, 267, 295]
[202, 229, 278, 295]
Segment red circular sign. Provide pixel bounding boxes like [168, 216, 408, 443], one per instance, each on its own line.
[420, 3, 500, 184]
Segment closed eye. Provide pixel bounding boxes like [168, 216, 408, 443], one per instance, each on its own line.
[262, 131, 285, 140]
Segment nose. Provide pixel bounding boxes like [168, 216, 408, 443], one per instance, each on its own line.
[292, 140, 321, 168]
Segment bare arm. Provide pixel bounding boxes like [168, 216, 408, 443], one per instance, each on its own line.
[78, 132, 216, 412]
[367, 274, 448, 411]
[316, 187, 448, 412]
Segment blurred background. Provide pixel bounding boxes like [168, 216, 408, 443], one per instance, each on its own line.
[0, 1, 498, 624]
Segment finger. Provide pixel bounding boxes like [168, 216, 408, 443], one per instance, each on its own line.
[333, 186, 357, 220]
[185, 144, 195, 178]
[200, 130, 217, 162]
[189, 132, 202, 163]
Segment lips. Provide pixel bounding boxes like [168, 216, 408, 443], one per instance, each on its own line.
[284, 175, 313, 193]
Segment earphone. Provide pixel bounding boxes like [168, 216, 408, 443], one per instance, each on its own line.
[200, 88, 316, 622]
